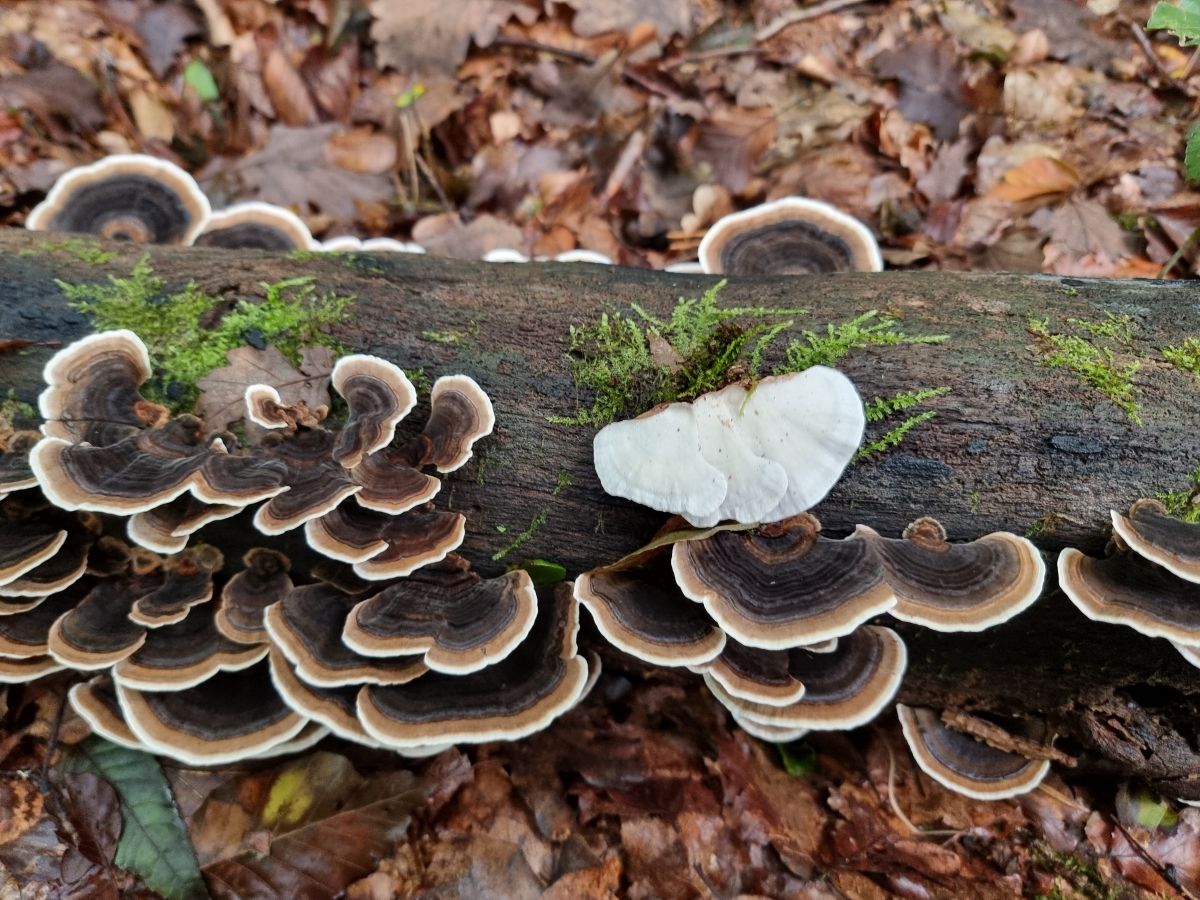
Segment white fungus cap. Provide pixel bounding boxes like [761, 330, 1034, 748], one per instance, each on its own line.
[593, 366, 864, 527]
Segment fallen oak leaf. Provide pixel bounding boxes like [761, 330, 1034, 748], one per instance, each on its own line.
[369, 0, 538, 75]
[988, 156, 1081, 202]
[195, 344, 333, 434]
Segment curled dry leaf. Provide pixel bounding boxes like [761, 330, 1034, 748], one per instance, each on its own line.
[369, 0, 537, 74]
[196, 344, 334, 434]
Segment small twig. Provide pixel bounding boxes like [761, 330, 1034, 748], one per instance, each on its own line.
[413, 151, 454, 216]
[756, 0, 875, 42]
[1131, 22, 1198, 97]
[884, 737, 960, 838]
[1159, 225, 1200, 279]
[661, 46, 764, 69]
[1111, 819, 1196, 899]
[940, 710, 1076, 767]
[490, 34, 687, 101]
[601, 130, 646, 204]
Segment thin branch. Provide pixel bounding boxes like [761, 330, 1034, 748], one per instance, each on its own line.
[756, 0, 876, 42]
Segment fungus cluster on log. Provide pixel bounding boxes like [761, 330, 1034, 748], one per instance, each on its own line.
[1061, 498, 1200, 669]
[0, 330, 595, 765]
[584, 368, 1058, 799]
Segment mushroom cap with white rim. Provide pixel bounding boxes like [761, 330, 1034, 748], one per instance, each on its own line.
[27, 154, 211, 245]
[1110, 498, 1200, 584]
[698, 196, 882, 276]
[593, 367, 864, 527]
[192, 201, 317, 251]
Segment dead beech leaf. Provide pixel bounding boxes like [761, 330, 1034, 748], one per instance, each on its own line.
[195, 344, 334, 434]
[129, 90, 175, 143]
[192, 750, 471, 900]
[135, 1, 202, 78]
[327, 129, 397, 174]
[874, 36, 969, 142]
[0, 64, 106, 134]
[263, 47, 319, 126]
[989, 157, 1081, 202]
[369, 0, 537, 74]
[1045, 196, 1129, 259]
[200, 124, 394, 222]
[413, 212, 524, 259]
[559, 0, 693, 40]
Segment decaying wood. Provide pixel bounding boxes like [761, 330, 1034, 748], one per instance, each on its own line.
[1, 228, 1198, 797]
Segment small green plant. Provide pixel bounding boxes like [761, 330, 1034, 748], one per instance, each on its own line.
[1148, 3, 1200, 181]
[1163, 336, 1200, 378]
[491, 511, 548, 562]
[855, 387, 950, 462]
[1027, 317, 1142, 424]
[59, 257, 351, 410]
[779, 310, 948, 373]
[1157, 464, 1200, 522]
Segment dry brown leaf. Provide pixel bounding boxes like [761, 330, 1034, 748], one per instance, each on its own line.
[559, 0, 694, 40]
[129, 89, 175, 143]
[989, 156, 1081, 201]
[1044, 196, 1129, 259]
[135, 1, 202, 78]
[369, 0, 537, 74]
[412, 213, 524, 259]
[195, 344, 334, 434]
[200, 124, 394, 222]
[874, 36, 969, 142]
[327, 129, 398, 174]
[0, 63, 106, 134]
[263, 46, 320, 126]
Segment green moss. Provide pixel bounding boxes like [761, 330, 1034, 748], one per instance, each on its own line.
[420, 322, 477, 345]
[778, 310, 948, 372]
[287, 249, 326, 263]
[968, 490, 981, 513]
[552, 471, 571, 496]
[1031, 843, 1127, 900]
[854, 387, 949, 463]
[60, 258, 351, 410]
[491, 511, 547, 562]
[0, 390, 36, 426]
[1156, 465, 1200, 523]
[548, 281, 807, 426]
[1163, 336, 1200, 378]
[1027, 317, 1142, 425]
[1069, 312, 1134, 343]
[24, 238, 118, 264]
[404, 368, 431, 393]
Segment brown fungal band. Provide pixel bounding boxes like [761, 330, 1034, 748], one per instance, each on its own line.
[672, 514, 894, 648]
[574, 564, 726, 667]
[127, 545, 223, 627]
[701, 637, 803, 706]
[730, 710, 809, 743]
[593, 368, 864, 527]
[26, 154, 211, 245]
[356, 585, 590, 748]
[1110, 498, 1200, 584]
[349, 506, 466, 580]
[214, 548, 294, 645]
[266, 649, 384, 747]
[39, 330, 162, 445]
[417, 375, 495, 473]
[1058, 547, 1200, 644]
[192, 201, 316, 251]
[0, 591, 81, 661]
[69, 678, 145, 750]
[348, 447, 440, 515]
[0, 521, 69, 588]
[343, 561, 538, 675]
[252, 429, 360, 534]
[329, 355, 417, 469]
[113, 604, 268, 692]
[897, 704, 1050, 800]
[127, 494, 240, 555]
[706, 626, 906, 730]
[47, 580, 148, 669]
[264, 583, 428, 687]
[697, 196, 883, 275]
[855, 518, 1046, 632]
[116, 660, 308, 766]
[32, 417, 289, 515]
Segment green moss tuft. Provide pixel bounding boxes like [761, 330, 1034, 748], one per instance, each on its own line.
[0, 390, 36, 426]
[1156, 465, 1200, 523]
[1027, 317, 1141, 424]
[855, 387, 949, 463]
[59, 257, 351, 411]
[779, 310, 948, 372]
[1163, 336, 1200, 378]
[491, 511, 548, 562]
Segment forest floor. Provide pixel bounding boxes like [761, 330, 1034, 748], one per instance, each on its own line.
[1, 0, 1199, 897]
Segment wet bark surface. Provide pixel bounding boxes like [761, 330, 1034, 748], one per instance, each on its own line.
[2, 228, 1198, 797]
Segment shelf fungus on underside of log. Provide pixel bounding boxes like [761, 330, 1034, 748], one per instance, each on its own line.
[897, 704, 1051, 801]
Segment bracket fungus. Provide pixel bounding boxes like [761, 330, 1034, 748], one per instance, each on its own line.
[192, 201, 317, 251]
[897, 704, 1051, 800]
[26, 154, 211, 245]
[697, 196, 883, 275]
[1, 328, 599, 766]
[593, 367, 864, 527]
[1110, 498, 1200, 584]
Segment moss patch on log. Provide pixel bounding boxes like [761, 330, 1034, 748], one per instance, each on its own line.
[1027, 315, 1141, 424]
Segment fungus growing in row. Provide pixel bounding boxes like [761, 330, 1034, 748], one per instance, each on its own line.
[705, 626, 906, 731]
[1058, 544, 1200, 644]
[321, 236, 425, 253]
[700, 636, 804, 706]
[266, 649, 385, 748]
[127, 494, 240, 555]
[26, 154, 211, 245]
[729, 711, 809, 743]
[342, 559, 539, 674]
[214, 548, 293, 645]
[346, 447, 440, 514]
[0, 655, 65, 682]
[482, 249, 613, 265]
[33, 416, 289, 515]
[127, 545, 223, 627]
[251, 428, 360, 534]
[593, 367, 864, 527]
[0, 529, 92, 599]
[0, 431, 41, 497]
[854, 517, 1046, 631]
[38, 330, 164, 447]
[329, 355, 417, 468]
[0, 590, 80, 660]
[415, 375, 496, 473]
[0, 520, 69, 590]
[115, 660, 309, 766]
[264, 583, 428, 687]
[671, 514, 894, 649]
[344, 506, 467, 581]
[697, 197, 883, 276]
[573, 555, 727, 667]
[192, 201, 317, 251]
[896, 704, 1050, 800]
[356, 585, 591, 748]
[113, 604, 268, 692]
[70, 677, 144, 750]
[1110, 498, 1200, 584]
[47, 580, 148, 669]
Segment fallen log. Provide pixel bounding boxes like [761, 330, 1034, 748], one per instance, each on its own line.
[1, 227, 1198, 797]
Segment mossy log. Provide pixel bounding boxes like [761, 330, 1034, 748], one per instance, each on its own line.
[1, 228, 1199, 797]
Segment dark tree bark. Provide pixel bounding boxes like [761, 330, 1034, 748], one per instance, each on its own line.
[2, 228, 1198, 797]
